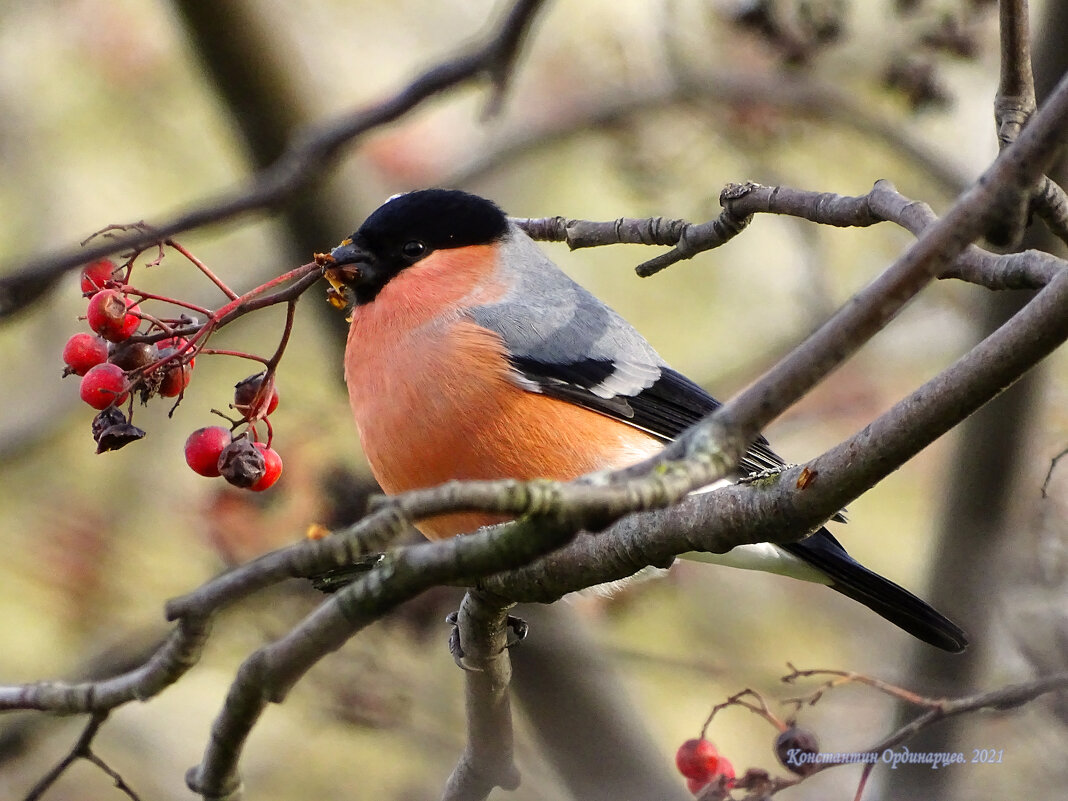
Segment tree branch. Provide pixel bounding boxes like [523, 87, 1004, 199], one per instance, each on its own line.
[0, 0, 548, 320]
[516, 180, 1065, 288]
[0, 615, 211, 713]
[441, 590, 520, 801]
[482, 264, 1068, 602]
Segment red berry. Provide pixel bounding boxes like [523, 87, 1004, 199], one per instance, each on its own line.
[62, 332, 109, 376]
[714, 756, 735, 783]
[80, 259, 120, 295]
[683, 755, 734, 796]
[157, 358, 193, 397]
[79, 363, 129, 410]
[184, 426, 232, 477]
[675, 738, 719, 781]
[86, 289, 141, 342]
[233, 372, 279, 420]
[249, 443, 283, 491]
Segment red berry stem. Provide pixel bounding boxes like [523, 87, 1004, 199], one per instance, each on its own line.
[197, 348, 270, 364]
[264, 299, 298, 371]
[211, 263, 321, 326]
[126, 289, 213, 318]
[166, 239, 239, 301]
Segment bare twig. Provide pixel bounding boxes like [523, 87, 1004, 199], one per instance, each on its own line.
[22, 713, 141, 801]
[167, 239, 240, 301]
[782, 666, 933, 709]
[1041, 446, 1068, 498]
[515, 181, 1065, 287]
[865, 672, 1068, 759]
[1031, 176, 1068, 247]
[185, 491, 653, 799]
[700, 688, 788, 738]
[987, 0, 1068, 249]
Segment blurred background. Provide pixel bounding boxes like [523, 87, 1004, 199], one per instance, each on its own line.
[0, 1, 1066, 799]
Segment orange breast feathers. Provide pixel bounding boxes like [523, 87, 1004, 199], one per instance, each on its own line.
[343, 246, 662, 540]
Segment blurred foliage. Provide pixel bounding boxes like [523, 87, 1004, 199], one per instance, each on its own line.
[0, 1, 1065, 799]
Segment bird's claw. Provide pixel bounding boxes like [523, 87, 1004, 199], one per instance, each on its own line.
[444, 611, 529, 670]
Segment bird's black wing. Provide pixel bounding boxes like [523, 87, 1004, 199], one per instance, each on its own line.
[509, 358, 784, 474]
[510, 356, 968, 653]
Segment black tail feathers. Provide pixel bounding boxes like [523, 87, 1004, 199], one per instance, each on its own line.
[784, 529, 968, 653]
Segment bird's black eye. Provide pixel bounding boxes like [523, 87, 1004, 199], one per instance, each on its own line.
[401, 240, 427, 260]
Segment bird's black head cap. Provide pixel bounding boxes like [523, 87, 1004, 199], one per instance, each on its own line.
[328, 189, 509, 305]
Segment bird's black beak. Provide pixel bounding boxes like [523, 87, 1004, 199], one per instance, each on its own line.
[321, 238, 382, 312]
[321, 238, 374, 291]
[328, 238, 373, 267]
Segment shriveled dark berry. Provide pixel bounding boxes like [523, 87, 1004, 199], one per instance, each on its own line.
[109, 341, 157, 371]
[95, 422, 147, 453]
[92, 408, 128, 441]
[218, 437, 266, 488]
[233, 372, 279, 420]
[775, 726, 820, 776]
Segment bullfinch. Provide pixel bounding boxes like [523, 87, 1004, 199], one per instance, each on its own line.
[323, 188, 966, 653]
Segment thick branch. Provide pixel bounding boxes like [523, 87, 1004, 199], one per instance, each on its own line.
[483, 264, 1068, 601]
[987, 0, 1038, 247]
[635, 71, 1068, 483]
[995, 0, 1037, 149]
[441, 590, 520, 801]
[0, 615, 210, 713]
[186, 484, 683, 799]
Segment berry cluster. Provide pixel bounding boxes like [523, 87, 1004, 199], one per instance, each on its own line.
[60, 238, 312, 492]
[672, 723, 822, 796]
[674, 738, 735, 796]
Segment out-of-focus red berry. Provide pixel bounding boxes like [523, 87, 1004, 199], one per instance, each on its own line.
[715, 756, 735, 783]
[79, 363, 129, 410]
[80, 259, 120, 295]
[683, 756, 735, 796]
[675, 738, 719, 781]
[62, 332, 109, 376]
[86, 289, 140, 342]
[233, 372, 279, 420]
[184, 426, 232, 477]
[249, 443, 283, 491]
